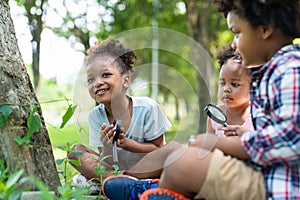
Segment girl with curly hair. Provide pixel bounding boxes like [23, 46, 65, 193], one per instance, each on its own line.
[68, 38, 177, 194]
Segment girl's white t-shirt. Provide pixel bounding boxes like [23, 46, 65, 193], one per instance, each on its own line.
[88, 96, 171, 169]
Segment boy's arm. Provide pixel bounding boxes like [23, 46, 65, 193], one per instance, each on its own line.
[193, 134, 250, 160]
[242, 62, 300, 167]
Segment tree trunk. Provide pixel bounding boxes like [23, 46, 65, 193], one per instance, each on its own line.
[184, 0, 216, 132]
[24, 0, 46, 89]
[0, 0, 60, 191]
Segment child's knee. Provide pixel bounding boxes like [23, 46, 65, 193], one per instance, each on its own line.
[167, 141, 182, 151]
[163, 147, 188, 170]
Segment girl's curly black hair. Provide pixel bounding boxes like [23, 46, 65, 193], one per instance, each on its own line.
[85, 38, 137, 74]
[213, 0, 300, 38]
[216, 43, 252, 75]
[216, 43, 241, 67]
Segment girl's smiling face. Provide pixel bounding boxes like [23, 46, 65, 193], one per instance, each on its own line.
[218, 58, 251, 108]
[87, 56, 129, 105]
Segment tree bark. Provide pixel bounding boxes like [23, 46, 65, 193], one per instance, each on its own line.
[0, 0, 60, 191]
[184, 0, 216, 132]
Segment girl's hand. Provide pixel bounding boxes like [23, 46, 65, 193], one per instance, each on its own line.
[117, 127, 127, 148]
[101, 123, 127, 148]
[218, 125, 250, 137]
[100, 123, 115, 146]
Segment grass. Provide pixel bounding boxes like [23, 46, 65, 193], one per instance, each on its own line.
[48, 120, 194, 149]
[47, 124, 82, 146]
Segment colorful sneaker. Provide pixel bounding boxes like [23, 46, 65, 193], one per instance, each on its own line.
[102, 175, 159, 200]
[140, 188, 190, 200]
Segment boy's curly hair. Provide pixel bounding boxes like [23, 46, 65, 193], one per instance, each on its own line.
[213, 0, 300, 38]
[85, 38, 137, 74]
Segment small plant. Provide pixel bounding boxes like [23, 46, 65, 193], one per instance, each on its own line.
[14, 105, 41, 145]
[0, 104, 41, 146]
[55, 142, 103, 198]
[92, 155, 121, 199]
[55, 142, 122, 199]
[56, 184, 90, 200]
[0, 159, 54, 200]
[56, 143, 83, 185]
[0, 159, 24, 200]
[0, 97, 77, 146]
[1, 98, 124, 199]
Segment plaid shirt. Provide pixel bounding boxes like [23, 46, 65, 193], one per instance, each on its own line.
[241, 44, 300, 199]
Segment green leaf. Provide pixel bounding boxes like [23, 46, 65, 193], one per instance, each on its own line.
[14, 107, 41, 145]
[55, 145, 66, 151]
[0, 105, 12, 128]
[68, 159, 81, 166]
[70, 151, 83, 157]
[111, 164, 120, 176]
[0, 167, 9, 182]
[13, 136, 29, 146]
[6, 190, 22, 200]
[26, 107, 41, 138]
[55, 158, 65, 165]
[60, 104, 77, 129]
[112, 164, 119, 171]
[57, 184, 72, 197]
[5, 169, 24, 189]
[95, 166, 106, 176]
[18, 176, 32, 185]
[30, 177, 51, 193]
[67, 186, 90, 198]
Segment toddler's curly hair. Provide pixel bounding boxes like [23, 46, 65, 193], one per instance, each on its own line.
[216, 43, 251, 75]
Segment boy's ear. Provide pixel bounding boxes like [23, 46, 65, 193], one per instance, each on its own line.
[260, 25, 273, 39]
[123, 74, 131, 88]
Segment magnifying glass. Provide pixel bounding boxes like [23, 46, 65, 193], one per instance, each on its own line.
[204, 104, 228, 127]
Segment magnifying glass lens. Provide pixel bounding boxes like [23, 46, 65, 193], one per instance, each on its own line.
[204, 104, 227, 126]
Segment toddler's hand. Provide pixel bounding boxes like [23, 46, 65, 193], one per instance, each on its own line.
[219, 125, 249, 137]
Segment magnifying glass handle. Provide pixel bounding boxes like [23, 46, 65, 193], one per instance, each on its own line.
[113, 142, 118, 163]
[112, 119, 121, 163]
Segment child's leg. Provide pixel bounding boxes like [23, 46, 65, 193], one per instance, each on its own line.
[125, 141, 182, 179]
[158, 146, 265, 200]
[159, 146, 212, 199]
[67, 144, 113, 180]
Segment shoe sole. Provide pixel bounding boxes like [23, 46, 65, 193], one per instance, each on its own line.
[140, 188, 190, 200]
